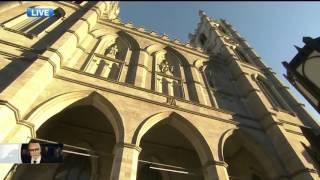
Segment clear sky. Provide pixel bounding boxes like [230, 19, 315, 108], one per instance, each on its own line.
[119, 2, 320, 121]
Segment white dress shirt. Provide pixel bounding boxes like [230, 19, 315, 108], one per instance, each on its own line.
[31, 156, 41, 164]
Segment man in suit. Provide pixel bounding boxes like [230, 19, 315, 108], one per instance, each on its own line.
[28, 143, 44, 164]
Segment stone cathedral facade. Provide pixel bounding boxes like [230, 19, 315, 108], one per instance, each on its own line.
[0, 1, 319, 180]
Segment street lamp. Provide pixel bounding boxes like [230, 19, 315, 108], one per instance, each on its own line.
[282, 36, 320, 113]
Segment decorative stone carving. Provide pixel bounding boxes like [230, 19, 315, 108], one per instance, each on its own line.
[161, 33, 169, 40]
[196, 47, 203, 52]
[106, 44, 118, 58]
[222, 35, 238, 49]
[111, 18, 121, 23]
[173, 39, 181, 44]
[185, 43, 192, 48]
[223, 35, 237, 45]
[159, 60, 174, 74]
[124, 21, 133, 28]
[193, 59, 205, 70]
[137, 27, 145, 32]
[166, 96, 176, 106]
[210, 22, 220, 29]
[150, 31, 158, 36]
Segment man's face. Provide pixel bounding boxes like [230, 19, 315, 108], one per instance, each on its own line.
[28, 143, 41, 159]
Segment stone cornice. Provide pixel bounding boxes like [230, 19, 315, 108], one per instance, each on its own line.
[56, 68, 272, 132]
[55, 69, 241, 126]
[60, 66, 224, 112]
[0, 50, 33, 61]
[97, 19, 209, 59]
[0, 25, 35, 39]
[0, 39, 34, 51]
[0, 100, 35, 137]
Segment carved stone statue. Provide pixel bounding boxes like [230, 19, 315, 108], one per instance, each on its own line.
[107, 45, 118, 58]
[159, 60, 174, 74]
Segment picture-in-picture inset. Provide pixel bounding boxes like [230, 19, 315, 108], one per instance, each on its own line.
[21, 142, 63, 164]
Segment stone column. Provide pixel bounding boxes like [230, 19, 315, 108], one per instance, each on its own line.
[132, 50, 150, 88]
[118, 49, 131, 82]
[179, 66, 190, 100]
[110, 143, 141, 180]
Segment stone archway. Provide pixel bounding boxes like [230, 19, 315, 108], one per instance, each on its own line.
[9, 91, 125, 180]
[26, 90, 125, 142]
[133, 111, 217, 180]
[219, 128, 286, 180]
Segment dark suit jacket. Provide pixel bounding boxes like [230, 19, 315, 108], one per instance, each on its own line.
[28, 156, 50, 164]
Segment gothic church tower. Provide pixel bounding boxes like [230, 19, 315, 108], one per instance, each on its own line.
[189, 10, 320, 179]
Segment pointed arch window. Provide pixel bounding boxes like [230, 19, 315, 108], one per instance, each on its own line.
[153, 50, 184, 98]
[104, 43, 119, 59]
[83, 36, 128, 81]
[199, 33, 207, 46]
[204, 65, 215, 89]
[219, 26, 228, 35]
[234, 48, 251, 64]
[256, 76, 290, 111]
[1, 6, 65, 39]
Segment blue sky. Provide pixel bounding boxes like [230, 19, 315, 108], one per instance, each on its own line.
[119, 2, 320, 121]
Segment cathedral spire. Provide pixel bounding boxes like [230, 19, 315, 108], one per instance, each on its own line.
[198, 9, 206, 16]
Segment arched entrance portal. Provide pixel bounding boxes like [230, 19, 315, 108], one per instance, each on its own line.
[138, 121, 204, 180]
[11, 104, 117, 180]
[135, 112, 214, 180]
[222, 130, 274, 180]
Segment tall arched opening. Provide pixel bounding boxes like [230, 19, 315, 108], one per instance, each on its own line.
[9, 92, 124, 180]
[221, 129, 285, 180]
[134, 112, 216, 180]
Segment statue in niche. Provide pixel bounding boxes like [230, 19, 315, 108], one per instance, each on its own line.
[157, 52, 174, 74]
[106, 44, 119, 59]
[159, 60, 174, 74]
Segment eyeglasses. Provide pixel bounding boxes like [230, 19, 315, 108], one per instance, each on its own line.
[28, 148, 40, 152]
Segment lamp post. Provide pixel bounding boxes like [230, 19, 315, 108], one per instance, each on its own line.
[282, 36, 320, 113]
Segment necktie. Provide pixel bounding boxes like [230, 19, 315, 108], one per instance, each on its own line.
[33, 160, 37, 164]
